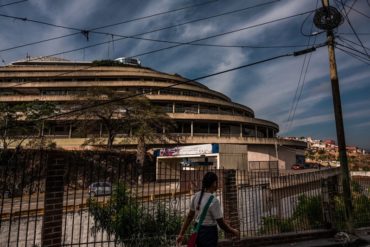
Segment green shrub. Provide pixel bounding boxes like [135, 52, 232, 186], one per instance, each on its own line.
[88, 183, 182, 246]
[259, 216, 294, 234]
[293, 195, 324, 229]
[353, 194, 370, 228]
[259, 195, 325, 234]
[333, 194, 370, 230]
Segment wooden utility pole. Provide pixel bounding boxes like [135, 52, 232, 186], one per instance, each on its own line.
[321, 0, 353, 232]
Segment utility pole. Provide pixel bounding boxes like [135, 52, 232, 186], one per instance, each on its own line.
[317, 0, 353, 232]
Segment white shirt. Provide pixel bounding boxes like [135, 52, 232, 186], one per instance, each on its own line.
[190, 191, 223, 226]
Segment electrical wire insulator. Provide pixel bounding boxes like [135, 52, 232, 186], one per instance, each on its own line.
[313, 6, 343, 30]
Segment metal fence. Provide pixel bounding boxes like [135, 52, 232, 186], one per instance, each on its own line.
[0, 150, 369, 247]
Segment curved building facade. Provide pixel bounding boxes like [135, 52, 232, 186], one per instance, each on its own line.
[0, 57, 306, 170]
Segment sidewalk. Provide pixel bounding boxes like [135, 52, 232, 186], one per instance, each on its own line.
[216, 229, 370, 247]
[263, 229, 370, 247]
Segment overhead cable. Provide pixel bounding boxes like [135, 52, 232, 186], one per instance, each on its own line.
[0, 1, 279, 53]
[7, 9, 318, 88]
[338, 0, 369, 56]
[337, 35, 370, 53]
[335, 42, 370, 59]
[335, 46, 370, 65]
[286, 0, 319, 131]
[0, 0, 219, 52]
[0, 0, 27, 8]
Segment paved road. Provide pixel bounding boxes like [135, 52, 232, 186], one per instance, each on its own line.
[0, 182, 180, 216]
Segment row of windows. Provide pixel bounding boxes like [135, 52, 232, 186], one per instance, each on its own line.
[0, 76, 164, 83]
[174, 122, 275, 138]
[7, 120, 276, 138]
[0, 77, 204, 91]
[1, 86, 223, 101]
[156, 102, 253, 117]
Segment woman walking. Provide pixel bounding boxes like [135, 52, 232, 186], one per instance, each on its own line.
[176, 172, 239, 247]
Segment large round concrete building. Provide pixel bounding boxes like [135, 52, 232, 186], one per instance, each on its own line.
[0, 57, 305, 171]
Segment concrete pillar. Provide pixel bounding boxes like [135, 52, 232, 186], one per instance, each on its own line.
[99, 123, 103, 137]
[255, 125, 258, 138]
[172, 102, 175, 113]
[197, 104, 200, 114]
[240, 124, 243, 138]
[191, 121, 193, 137]
[222, 170, 240, 239]
[41, 121, 45, 136]
[68, 123, 72, 138]
[42, 154, 65, 247]
[218, 122, 221, 138]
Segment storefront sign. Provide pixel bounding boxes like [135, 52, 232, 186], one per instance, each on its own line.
[156, 144, 219, 157]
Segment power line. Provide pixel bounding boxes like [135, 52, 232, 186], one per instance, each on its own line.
[7, 9, 317, 88]
[0, 33, 79, 54]
[127, 10, 317, 58]
[336, 45, 370, 65]
[0, 0, 219, 32]
[338, 0, 370, 19]
[288, 41, 315, 131]
[286, 0, 319, 131]
[0, 1, 280, 54]
[337, 35, 370, 52]
[339, 32, 370, 35]
[0, 0, 219, 53]
[0, 0, 27, 8]
[0, 44, 325, 132]
[335, 42, 370, 58]
[338, 0, 369, 56]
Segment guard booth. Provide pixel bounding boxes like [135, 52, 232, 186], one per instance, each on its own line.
[154, 144, 248, 181]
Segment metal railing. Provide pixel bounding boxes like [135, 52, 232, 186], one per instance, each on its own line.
[0, 150, 369, 246]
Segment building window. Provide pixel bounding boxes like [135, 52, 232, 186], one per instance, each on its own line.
[199, 105, 218, 114]
[174, 121, 191, 135]
[243, 125, 256, 137]
[175, 103, 198, 114]
[268, 128, 274, 138]
[256, 126, 267, 138]
[219, 107, 233, 115]
[193, 122, 218, 135]
[156, 103, 173, 113]
[159, 89, 181, 95]
[182, 91, 199, 97]
[221, 123, 240, 136]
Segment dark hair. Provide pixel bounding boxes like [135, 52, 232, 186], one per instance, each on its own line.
[197, 172, 218, 210]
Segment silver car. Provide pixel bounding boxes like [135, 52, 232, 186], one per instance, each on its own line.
[88, 182, 112, 197]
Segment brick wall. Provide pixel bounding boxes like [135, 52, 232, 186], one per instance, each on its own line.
[42, 156, 65, 247]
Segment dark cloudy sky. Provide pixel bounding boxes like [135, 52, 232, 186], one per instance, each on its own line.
[0, 0, 369, 149]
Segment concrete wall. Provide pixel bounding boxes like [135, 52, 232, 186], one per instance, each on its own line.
[248, 145, 303, 170]
[219, 144, 248, 170]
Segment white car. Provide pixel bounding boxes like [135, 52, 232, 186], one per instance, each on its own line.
[88, 182, 112, 197]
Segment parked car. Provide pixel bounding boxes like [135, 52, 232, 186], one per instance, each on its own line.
[88, 182, 112, 197]
[291, 164, 304, 170]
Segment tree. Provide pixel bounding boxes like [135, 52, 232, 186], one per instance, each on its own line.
[75, 87, 179, 178]
[0, 101, 58, 197]
[74, 87, 133, 149]
[0, 101, 58, 151]
[126, 96, 178, 184]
